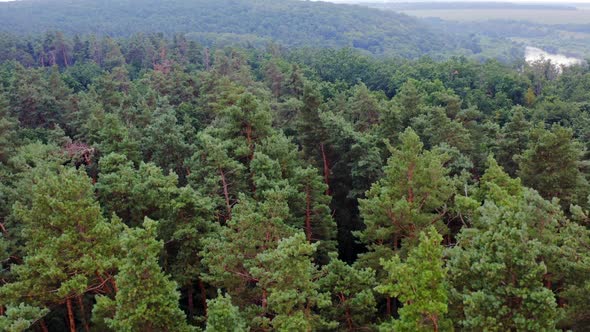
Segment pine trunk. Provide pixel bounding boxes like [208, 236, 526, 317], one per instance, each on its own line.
[40, 319, 49, 332]
[305, 185, 312, 242]
[386, 297, 392, 317]
[187, 283, 194, 321]
[199, 279, 208, 317]
[219, 167, 232, 221]
[77, 295, 90, 332]
[320, 143, 331, 195]
[66, 298, 76, 332]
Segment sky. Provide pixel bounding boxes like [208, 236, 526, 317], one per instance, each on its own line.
[0, 0, 589, 2]
[316, 0, 590, 3]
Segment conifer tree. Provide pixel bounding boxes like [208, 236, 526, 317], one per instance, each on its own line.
[395, 79, 425, 127]
[205, 292, 247, 332]
[449, 200, 560, 331]
[141, 103, 192, 177]
[161, 186, 216, 320]
[250, 233, 335, 331]
[0, 94, 17, 163]
[318, 254, 377, 331]
[187, 132, 247, 222]
[356, 128, 455, 268]
[96, 153, 178, 226]
[376, 227, 452, 332]
[496, 107, 530, 176]
[93, 218, 193, 332]
[0, 304, 48, 332]
[1, 167, 123, 332]
[518, 124, 589, 210]
[201, 193, 295, 309]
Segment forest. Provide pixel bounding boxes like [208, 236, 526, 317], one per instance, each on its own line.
[0, 29, 589, 331]
[0, 0, 464, 58]
[1, 0, 590, 330]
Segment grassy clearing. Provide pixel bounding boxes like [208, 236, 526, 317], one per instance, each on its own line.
[401, 9, 590, 25]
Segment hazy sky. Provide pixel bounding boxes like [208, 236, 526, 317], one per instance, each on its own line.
[0, 0, 589, 2]
[316, 0, 590, 3]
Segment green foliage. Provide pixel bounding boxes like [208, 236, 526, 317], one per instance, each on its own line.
[518, 124, 589, 210]
[449, 200, 561, 331]
[1, 166, 123, 306]
[0, 0, 462, 58]
[376, 227, 452, 332]
[205, 292, 247, 332]
[96, 153, 178, 226]
[93, 218, 193, 332]
[318, 253, 377, 330]
[201, 193, 294, 308]
[356, 128, 455, 272]
[0, 23, 590, 331]
[0, 304, 48, 332]
[251, 233, 335, 331]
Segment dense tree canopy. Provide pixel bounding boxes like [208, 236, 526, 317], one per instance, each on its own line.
[0, 16, 589, 331]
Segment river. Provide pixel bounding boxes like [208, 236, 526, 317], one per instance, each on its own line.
[525, 46, 583, 67]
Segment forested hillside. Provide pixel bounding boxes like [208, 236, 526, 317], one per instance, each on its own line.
[0, 0, 467, 58]
[0, 31, 590, 331]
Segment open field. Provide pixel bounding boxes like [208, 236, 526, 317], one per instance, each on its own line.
[400, 9, 590, 25]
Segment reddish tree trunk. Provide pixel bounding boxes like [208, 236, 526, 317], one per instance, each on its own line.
[219, 167, 232, 221]
[338, 293, 354, 331]
[77, 295, 90, 332]
[0, 305, 4, 316]
[66, 298, 76, 332]
[199, 279, 208, 318]
[110, 276, 119, 294]
[40, 319, 49, 332]
[62, 46, 69, 67]
[305, 185, 312, 243]
[386, 297, 392, 317]
[245, 124, 254, 161]
[262, 289, 268, 309]
[320, 143, 331, 195]
[543, 273, 552, 290]
[430, 314, 440, 332]
[187, 283, 194, 321]
[407, 163, 415, 204]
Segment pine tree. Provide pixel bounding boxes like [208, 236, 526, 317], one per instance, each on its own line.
[518, 124, 589, 210]
[291, 165, 336, 262]
[449, 198, 561, 331]
[141, 103, 192, 178]
[161, 186, 216, 320]
[318, 253, 377, 331]
[96, 153, 179, 226]
[297, 83, 331, 190]
[187, 132, 247, 222]
[356, 128, 455, 268]
[1, 167, 123, 332]
[394, 79, 425, 128]
[376, 227, 452, 332]
[93, 218, 193, 332]
[201, 193, 295, 310]
[0, 94, 17, 163]
[347, 83, 383, 131]
[496, 107, 531, 176]
[205, 292, 247, 332]
[250, 233, 335, 331]
[0, 304, 48, 332]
